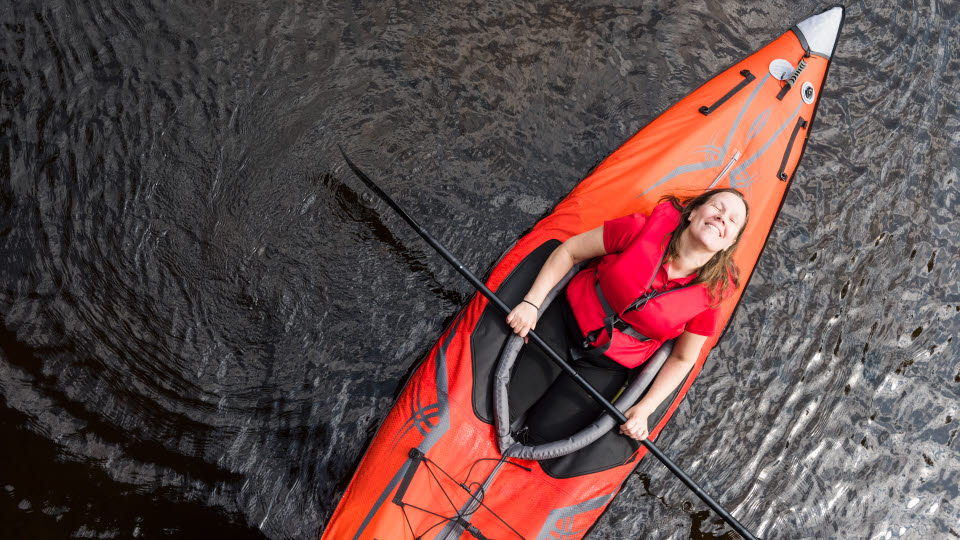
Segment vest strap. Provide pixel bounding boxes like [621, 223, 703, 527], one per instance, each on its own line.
[577, 270, 701, 361]
[573, 276, 652, 361]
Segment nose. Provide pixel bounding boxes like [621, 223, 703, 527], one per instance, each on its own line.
[709, 215, 725, 237]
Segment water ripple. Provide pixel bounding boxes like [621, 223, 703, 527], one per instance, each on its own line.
[2, 0, 960, 538]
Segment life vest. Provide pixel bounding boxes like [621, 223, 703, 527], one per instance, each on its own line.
[567, 201, 716, 368]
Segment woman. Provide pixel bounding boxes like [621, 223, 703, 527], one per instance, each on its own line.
[505, 188, 749, 444]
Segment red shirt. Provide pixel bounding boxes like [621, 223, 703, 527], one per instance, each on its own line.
[566, 202, 719, 368]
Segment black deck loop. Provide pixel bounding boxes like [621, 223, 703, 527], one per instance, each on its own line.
[776, 83, 791, 101]
[393, 449, 425, 505]
[777, 116, 809, 181]
[698, 69, 756, 115]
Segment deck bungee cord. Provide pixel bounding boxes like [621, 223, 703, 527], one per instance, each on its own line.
[393, 449, 530, 539]
[338, 147, 759, 540]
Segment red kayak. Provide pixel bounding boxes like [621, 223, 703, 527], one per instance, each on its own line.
[324, 7, 844, 539]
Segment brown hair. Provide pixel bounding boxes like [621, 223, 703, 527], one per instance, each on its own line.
[660, 188, 750, 306]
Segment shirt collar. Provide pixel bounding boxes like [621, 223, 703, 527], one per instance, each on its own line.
[660, 262, 698, 286]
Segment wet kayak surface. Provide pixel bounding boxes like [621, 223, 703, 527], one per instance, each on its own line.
[1, 1, 958, 538]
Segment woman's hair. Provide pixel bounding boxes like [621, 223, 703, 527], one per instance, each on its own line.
[660, 188, 750, 306]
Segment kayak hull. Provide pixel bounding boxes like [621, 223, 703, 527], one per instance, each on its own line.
[324, 7, 843, 539]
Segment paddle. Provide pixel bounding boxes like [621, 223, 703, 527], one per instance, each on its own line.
[339, 146, 759, 540]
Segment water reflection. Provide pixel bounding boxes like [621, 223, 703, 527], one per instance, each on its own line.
[1, 1, 958, 538]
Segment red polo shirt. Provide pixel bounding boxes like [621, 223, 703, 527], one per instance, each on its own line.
[566, 203, 719, 367]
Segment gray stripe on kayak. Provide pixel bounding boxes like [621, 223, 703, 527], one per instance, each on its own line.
[728, 102, 802, 190]
[745, 106, 774, 144]
[351, 317, 458, 540]
[641, 72, 771, 195]
[535, 492, 616, 540]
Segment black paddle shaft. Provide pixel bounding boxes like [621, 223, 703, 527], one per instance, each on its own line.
[339, 147, 759, 540]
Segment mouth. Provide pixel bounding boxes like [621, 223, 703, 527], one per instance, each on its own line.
[707, 222, 723, 238]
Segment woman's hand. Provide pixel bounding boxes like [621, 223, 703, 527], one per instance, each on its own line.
[619, 332, 705, 442]
[506, 301, 539, 340]
[620, 404, 652, 441]
[501, 227, 606, 343]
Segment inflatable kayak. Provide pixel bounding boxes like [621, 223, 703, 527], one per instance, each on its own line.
[324, 7, 844, 539]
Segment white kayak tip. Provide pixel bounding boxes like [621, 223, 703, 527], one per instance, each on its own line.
[794, 6, 844, 58]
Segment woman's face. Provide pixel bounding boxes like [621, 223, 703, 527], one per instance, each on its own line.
[686, 192, 747, 253]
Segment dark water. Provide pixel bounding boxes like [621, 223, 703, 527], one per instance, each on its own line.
[2, 1, 958, 538]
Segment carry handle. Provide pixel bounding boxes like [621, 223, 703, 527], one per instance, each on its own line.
[777, 116, 808, 181]
[698, 70, 756, 116]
